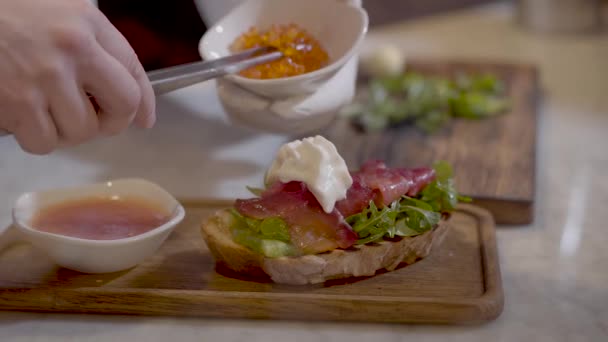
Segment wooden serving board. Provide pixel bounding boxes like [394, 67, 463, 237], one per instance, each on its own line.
[0, 200, 503, 324]
[321, 60, 540, 225]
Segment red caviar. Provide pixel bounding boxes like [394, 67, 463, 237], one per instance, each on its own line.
[229, 23, 329, 79]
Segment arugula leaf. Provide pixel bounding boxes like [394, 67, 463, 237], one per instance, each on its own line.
[419, 161, 471, 212]
[394, 219, 422, 236]
[356, 232, 390, 245]
[400, 196, 434, 211]
[432, 160, 453, 181]
[401, 205, 441, 231]
[346, 200, 395, 240]
[346, 197, 441, 245]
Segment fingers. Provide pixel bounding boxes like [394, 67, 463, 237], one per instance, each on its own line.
[13, 77, 98, 154]
[47, 74, 99, 145]
[0, 83, 59, 154]
[11, 92, 59, 155]
[80, 45, 142, 135]
[92, 12, 156, 129]
[0, 1, 155, 155]
[13, 111, 58, 155]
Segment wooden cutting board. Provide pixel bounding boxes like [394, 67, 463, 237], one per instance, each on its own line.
[0, 200, 503, 324]
[321, 60, 540, 225]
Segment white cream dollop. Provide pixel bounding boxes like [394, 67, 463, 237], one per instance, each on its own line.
[265, 136, 353, 213]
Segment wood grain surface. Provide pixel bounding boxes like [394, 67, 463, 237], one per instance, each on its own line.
[321, 60, 540, 225]
[0, 200, 503, 324]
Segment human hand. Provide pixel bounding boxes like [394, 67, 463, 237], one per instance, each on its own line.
[0, 0, 156, 154]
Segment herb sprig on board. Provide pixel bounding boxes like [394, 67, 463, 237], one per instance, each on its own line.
[341, 71, 510, 133]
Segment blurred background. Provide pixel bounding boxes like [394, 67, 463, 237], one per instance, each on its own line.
[98, 0, 606, 72]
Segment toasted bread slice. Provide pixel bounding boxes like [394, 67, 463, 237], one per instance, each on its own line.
[200, 209, 450, 285]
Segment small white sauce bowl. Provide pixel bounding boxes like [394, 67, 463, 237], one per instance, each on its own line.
[9, 178, 185, 274]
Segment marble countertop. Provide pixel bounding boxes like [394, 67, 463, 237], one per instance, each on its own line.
[1, 3, 607, 341]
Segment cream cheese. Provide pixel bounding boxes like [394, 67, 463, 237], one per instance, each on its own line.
[265, 136, 352, 213]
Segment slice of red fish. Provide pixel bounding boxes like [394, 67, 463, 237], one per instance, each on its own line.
[235, 181, 357, 254]
[335, 174, 376, 218]
[344, 160, 436, 208]
[399, 167, 437, 196]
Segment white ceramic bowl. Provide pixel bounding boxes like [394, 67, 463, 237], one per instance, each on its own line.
[9, 178, 185, 274]
[197, 0, 367, 135]
[214, 54, 360, 135]
[198, 0, 368, 99]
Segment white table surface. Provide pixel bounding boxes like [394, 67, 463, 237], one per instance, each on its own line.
[1, 3, 607, 341]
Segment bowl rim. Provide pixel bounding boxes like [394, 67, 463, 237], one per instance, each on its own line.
[198, 0, 369, 86]
[11, 178, 186, 246]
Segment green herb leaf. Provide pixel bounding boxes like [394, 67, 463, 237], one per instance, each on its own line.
[259, 217, 291, 242]
[450, 92, 509, 119]
[394, 219, 422, 237]
[342, 71, 510, 133]
[231, 225, 297, 258]
[229, 209, 296, 257]
[401, 205, 441, 231]
[246, 186, 265, 197]
[346, 200, 398, 238]
[456, 72, 506, 94]
[356, 232, 389, 245]
[400, 196, 435, 211]
[432, 160, 453, 181]
[230, 208, 260, 232]
[346, 196, 441, 245]
[418, 161, 471, 212]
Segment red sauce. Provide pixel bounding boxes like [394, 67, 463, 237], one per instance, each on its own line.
[31, 196, 172, 240]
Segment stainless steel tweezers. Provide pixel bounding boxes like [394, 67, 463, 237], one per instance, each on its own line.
[148, 46, 282, 95]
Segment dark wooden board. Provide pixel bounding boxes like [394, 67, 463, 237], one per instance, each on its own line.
[0, 200, 503, 324]
[321, 60, 540, 225]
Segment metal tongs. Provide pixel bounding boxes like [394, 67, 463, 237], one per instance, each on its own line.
[0, 47, 282, 136]
[148, 46, 282, 95]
